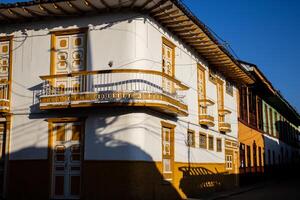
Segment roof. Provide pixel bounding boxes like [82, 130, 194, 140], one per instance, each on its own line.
[238, 60, 300, 126]
[0, 0, 254, 85]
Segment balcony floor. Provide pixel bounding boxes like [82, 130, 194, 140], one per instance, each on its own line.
[40, 91, 188, 116]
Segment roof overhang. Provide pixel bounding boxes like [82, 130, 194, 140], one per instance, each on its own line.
[0, 0, 254, 85]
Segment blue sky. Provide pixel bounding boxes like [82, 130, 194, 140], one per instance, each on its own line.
[1, 0, 300, 112]
[181, 0, 300, 112]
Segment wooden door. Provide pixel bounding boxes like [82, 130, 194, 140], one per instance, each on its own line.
[52, 122, 82, 199]
[162, 42, 174, 94]
[0, 41, 9, 99]
[162, 126, 174, 181]
[198, 66, 206, 114]
[54, 33, 86, 93]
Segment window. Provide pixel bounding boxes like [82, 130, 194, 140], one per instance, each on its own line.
[199, 133, 207, 149]
[187, 130, 195, 147]
[208, 69, 217, 83]
[226, 155, 233, 170]
[257, 97, 263, 130]
[274, 112, 278, 137]
[216, 138, 222, 152]
[208, 135, 214, 150]
[246, 145, 251, 168]
[240, 143, 246, 169]
[264, 104, 269, 133]
[225, 80, 233, 96]
[239, 86, 248, 122]
[253, 142, 257, 171]
[258, 147, 262, 168]
[269, 108, 274, 136]
[248, 89, 257, 127]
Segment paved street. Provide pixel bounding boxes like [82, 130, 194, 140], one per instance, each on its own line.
[222, 178, 300, 200]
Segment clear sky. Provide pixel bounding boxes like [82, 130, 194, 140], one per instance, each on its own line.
[1, 0, 300, 112]
[181, 0, 300, 112]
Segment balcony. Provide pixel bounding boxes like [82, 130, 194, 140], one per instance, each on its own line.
[0, 82, 9, 112]
[218, 109, 231, 133]
[39, 69, 189, 116]
[199, 98, 215, 127]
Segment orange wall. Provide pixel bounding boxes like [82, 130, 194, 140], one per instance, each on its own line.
[238, 121, 265, 168]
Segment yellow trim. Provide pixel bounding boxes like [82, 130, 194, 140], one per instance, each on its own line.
[0, 36, 13, 112]
[162, 36, 176, 78]
[50, 27, 89, 36]
[208, 135, 214, 151]
[50, 28, 88, 76]
[160, 121, 176, 129]
[162, 36, 176, 49]
[187, 129, 195, 148]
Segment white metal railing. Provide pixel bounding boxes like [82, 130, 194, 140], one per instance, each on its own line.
[40, 69, 188, 104]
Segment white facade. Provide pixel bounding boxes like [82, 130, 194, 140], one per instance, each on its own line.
[2, 12, 239, 165]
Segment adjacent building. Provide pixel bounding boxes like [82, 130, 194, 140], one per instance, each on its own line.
[238, 60, 300, 184]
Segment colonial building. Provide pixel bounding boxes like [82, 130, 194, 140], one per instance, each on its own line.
[0, 0, 256, 199]
[238, 60, 300, 184]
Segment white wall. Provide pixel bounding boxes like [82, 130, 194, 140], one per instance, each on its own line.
[2, 12, 239, 162]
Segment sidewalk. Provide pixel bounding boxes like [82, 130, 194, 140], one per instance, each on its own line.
[188, 182, 268, 200]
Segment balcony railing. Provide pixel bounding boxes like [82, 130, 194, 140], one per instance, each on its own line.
[39, 69, 189, 116]
[218, 109, 231, 133]
[199, 98, 215, 127]
[0, 82, 9, 112]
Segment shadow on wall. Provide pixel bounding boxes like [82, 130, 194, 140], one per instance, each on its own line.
[6, 108, 182, 200]
[178, 166, 238, 199]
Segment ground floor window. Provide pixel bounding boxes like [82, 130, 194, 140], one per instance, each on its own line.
[208, 135, 214, 150]
[240, 143, 245, 169]
[226, 155, 233, 170]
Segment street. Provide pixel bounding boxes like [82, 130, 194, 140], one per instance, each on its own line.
[222, 178, 300, 200]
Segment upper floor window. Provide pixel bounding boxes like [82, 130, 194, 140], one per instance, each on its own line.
[269, 108, 274, 136]
[225, 80, 233, 96]
[239, 86, 248, 122]
[264, 104, 269, 133]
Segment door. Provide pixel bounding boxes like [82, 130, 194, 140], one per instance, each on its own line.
[197, 66, 206, 115]
[162, 42, 174, 94]
[51, 122, 82, 199]
[0, 123, 6, 196]
[216, 80, 224, 122]
[162, 126, 174, 181]
[0, 40, 10, 100]
[53, 33, 86, 93]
